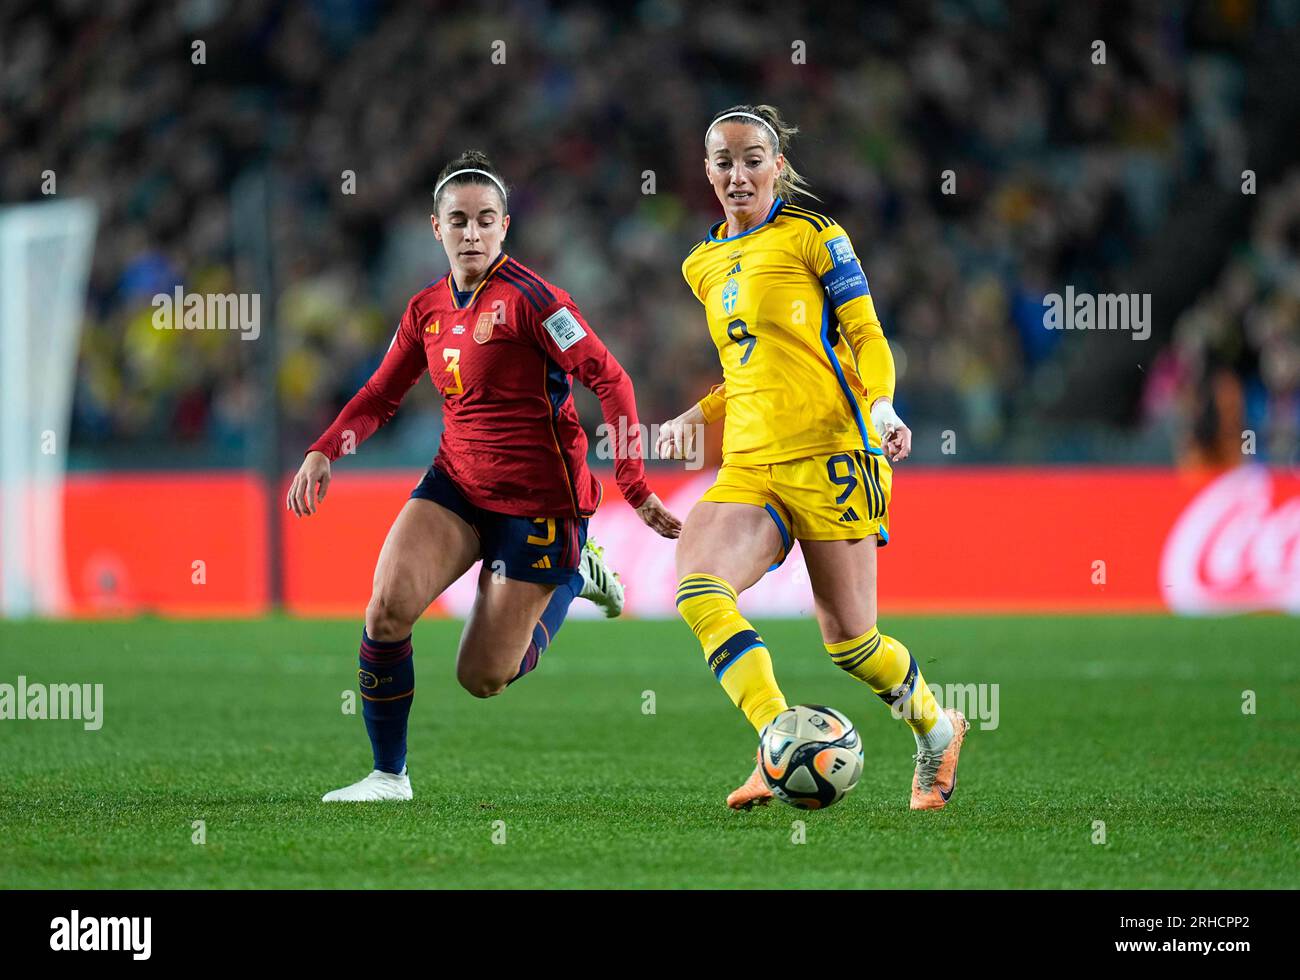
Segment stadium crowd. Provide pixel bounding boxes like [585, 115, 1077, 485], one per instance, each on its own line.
[2, 0, 1291, 463]
[1142, 167, 1300, 466]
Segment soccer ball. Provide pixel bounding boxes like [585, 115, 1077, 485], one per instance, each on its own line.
[759, 704, 863, 810]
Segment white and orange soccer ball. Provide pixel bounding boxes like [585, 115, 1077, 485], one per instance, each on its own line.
[758, 704, 864, 810]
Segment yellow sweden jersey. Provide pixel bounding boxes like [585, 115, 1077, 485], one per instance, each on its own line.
[682, 198, 895, 465]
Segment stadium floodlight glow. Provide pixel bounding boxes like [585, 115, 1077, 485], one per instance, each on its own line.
[0, 198, 98, 617]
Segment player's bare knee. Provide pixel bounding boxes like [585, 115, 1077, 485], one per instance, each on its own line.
[676, 560, 739, 590]
[365, 591, 417, 642]
[457, 665, 508, 699]
[676, 539, 768, 593]
[821, 616, 876, 647]
[675, 532, 716, 581]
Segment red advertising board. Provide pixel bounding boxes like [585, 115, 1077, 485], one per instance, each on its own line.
[61, 472, 268, 615]
[43, 466, 1300, 618]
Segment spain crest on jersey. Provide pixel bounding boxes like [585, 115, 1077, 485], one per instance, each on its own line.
[474, 312, 495, 344]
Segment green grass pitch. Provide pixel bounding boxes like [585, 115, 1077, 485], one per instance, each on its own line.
[1, 615, 1296, 888]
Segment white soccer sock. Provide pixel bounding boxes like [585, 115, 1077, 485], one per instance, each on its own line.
[914, 709, 954, 752]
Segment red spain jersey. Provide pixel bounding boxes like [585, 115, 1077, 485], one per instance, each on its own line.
[309, 253, 651, 517]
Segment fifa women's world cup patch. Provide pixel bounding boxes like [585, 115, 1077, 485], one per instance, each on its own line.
[826, 235, 855, 266]
[474, 312, 495, 343]
[542, 306, 586, 351]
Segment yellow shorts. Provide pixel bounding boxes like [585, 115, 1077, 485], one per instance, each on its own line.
[700, 449, 892, 561]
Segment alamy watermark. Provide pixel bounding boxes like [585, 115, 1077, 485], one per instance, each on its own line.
[50, 910, 150, 959]
[595, 417, 705, 470]
[1043, 286, 1150, 341]
[151, 287, 261, 340]
[0, 676, 103, 730]
[890, 681, 999, 731]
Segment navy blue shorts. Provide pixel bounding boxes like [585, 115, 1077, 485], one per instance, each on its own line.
[410, 465, 587, 589]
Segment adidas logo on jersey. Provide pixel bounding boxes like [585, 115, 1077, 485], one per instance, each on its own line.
[728, 262, 741, 275]
[531, 556, 552, 569]
[838, 508, 860, 522]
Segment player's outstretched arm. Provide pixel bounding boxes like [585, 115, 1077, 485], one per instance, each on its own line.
[580, 357, 683, 538]
[289, 302, 428, 518]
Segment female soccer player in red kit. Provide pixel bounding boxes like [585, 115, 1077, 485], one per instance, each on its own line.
[288, 151, 681, 802]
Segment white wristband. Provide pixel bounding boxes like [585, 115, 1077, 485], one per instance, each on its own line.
[870, 399, 903, 438]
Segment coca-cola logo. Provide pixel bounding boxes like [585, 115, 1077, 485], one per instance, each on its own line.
[1161, 468, 1300, 614]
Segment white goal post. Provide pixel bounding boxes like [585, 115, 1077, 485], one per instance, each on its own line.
[0, 198, 98, 617]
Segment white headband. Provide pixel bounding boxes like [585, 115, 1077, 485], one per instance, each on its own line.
[434, 168, 508, 206]
[707, 111, 780, 148]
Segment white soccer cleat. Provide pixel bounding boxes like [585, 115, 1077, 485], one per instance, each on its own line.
[321, 767, 412, 802]
[578, 537, 624, 618]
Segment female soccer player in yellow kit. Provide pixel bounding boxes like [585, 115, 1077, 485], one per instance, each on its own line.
[657, 104, 970, 811]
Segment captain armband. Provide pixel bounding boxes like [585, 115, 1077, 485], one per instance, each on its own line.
[819, 235, 871, 307]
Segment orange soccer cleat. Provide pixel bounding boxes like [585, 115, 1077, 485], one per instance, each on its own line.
[910, 708, 970, 810]
[726, 759, 774, 811]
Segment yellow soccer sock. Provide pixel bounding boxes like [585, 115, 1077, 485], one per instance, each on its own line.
[676, 573, 788, 733]
[825, 627, 941, 738]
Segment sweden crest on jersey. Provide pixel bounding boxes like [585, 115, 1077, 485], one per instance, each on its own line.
[721, 277, 739, 314]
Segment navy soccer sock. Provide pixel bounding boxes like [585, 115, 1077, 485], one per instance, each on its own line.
[359, 630, 414, 774]
[510, 581, 577, 683]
